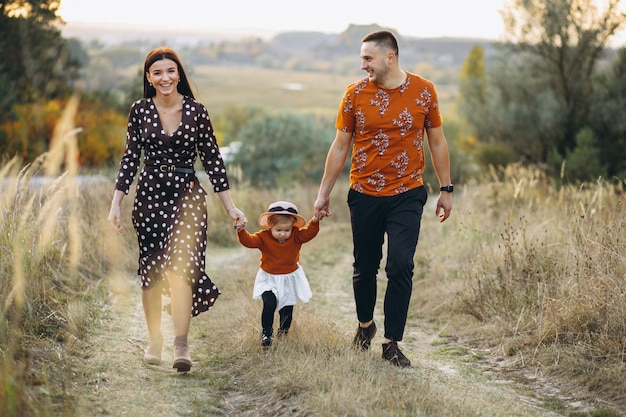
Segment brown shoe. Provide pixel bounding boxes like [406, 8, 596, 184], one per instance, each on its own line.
[173, 336, 192, 372]
[382, 341, 411, 367]
[352, 321, 377, 350]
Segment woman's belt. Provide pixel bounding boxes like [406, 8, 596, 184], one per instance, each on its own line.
[147, 164, 195, 174]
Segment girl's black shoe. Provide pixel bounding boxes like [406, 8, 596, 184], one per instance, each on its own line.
[261, 329, 273, 347]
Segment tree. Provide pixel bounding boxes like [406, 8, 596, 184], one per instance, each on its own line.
[501, 0, 626, 156]
[548, 127, 608, 181]
[0, 0, 83, 163]
[461, 0, 626, 179]
[484, 53, 565, 163]
[459, 45, 487, 110]
[212, 105, 267, 145]
[232, 113, 336, 188]
[589, 48, 626, 179]
[0, 0, 81, 118]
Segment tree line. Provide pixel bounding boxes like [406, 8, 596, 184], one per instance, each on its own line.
[459, 0, 626, 182]
[1, 0, 625, 185]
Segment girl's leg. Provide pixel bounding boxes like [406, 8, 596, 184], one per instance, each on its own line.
[260, 291, 277, 346]
[278, 305, 293, 335]
[261, 291, 277, 335]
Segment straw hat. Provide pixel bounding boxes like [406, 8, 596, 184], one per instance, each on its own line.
[258, 201, 306, 229]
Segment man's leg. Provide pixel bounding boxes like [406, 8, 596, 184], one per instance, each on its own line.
[348, 189, 386, 324]
[383, 186, 427, 342]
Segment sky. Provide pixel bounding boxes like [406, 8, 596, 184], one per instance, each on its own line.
[57, 0, 511, 41]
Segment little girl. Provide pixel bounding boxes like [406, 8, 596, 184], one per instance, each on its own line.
[237, 201, 320, 347]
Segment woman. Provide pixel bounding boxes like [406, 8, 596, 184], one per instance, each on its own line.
[107, 47, 247, 372]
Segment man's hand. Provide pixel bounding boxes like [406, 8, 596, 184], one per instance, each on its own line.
[435, 192, 452, 222]
[313, 196, 332, 221]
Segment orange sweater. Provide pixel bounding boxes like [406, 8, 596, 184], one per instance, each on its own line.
[237, 219, 320, 274]
[336, 72, 443, 196]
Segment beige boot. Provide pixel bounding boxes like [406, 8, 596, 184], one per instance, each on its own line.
[144, 335, 163, 365]
[173, 335, 192, 372]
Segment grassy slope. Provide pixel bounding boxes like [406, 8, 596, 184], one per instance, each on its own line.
[2, 66, 625, 416]
[69, 177, 624, 417]
[71, 206, 563, 417]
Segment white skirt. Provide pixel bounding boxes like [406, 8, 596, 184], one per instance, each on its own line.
[252, 264, 312, 310]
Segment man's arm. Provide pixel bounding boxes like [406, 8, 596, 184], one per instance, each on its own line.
[314, 129, 353, 220]
[426, 125, 453, 222]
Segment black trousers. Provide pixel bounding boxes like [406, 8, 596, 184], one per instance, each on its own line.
[347, 186, 427, 342]
[261, 291, 293, 335]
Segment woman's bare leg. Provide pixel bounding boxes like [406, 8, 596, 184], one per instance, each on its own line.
[168, 276, 192, 372]
[168, 276, 192, 337]
[142, 285, 163, 364]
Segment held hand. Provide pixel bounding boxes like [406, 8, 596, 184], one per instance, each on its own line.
[313, 196, 332, 221]
[227, 207, 248, 231]
[435, 192, 452, 223]
[107, 205, 123, 234]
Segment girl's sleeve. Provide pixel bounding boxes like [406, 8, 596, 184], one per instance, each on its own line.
[237, 229, 263, 248]
[296, 219, 320, 243]
[196, 103, 230, 193]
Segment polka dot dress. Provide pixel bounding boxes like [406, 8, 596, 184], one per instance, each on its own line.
[115, 97, 229, 316]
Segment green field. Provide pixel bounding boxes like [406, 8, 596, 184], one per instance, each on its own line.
[189, 65, 459, 117]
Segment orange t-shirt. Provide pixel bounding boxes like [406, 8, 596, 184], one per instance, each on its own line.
[237, 219, 320, 275]
[336, 71, 443, 196]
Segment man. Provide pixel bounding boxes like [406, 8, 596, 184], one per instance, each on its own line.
[314, 30, 452, 367]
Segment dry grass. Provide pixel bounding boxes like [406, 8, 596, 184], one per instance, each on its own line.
[0, 97, 135, 417]
[2, 115, 625, 417]
[452, 164, 626, 407]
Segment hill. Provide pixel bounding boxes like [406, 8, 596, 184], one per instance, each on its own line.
[60, 21, 498, 70]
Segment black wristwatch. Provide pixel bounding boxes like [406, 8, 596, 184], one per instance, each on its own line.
[440, 184, 454, 193]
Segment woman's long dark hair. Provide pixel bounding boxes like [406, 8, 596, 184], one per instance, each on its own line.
[143, 47, 195, 99]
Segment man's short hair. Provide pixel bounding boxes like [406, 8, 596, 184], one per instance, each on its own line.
[362, 30, 399, 57]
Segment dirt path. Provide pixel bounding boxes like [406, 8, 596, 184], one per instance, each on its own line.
[73, 226, 605, 417]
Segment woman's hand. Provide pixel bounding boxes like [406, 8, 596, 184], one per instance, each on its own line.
[227, 207, 248, 231]
[108, 190, 125, 234]
[107, 204, 123, 234]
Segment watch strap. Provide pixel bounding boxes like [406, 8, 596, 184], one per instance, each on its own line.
[440, 184, 454, 192]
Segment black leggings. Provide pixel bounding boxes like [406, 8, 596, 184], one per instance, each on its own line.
[261, 291, 293, 335]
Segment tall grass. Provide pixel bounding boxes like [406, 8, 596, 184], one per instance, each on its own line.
[2, 105, 625, 415]
[455, 164, 626, 404]
[0, 97, 131, 417]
